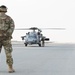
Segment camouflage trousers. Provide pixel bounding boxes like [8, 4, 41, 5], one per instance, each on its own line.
[0, 39, 13, 66]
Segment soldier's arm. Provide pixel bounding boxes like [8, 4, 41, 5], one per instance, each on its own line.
[7, 18, 15, 35]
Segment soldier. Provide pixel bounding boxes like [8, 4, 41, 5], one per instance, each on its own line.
[41, 37, 45, 47]
[0, 5, 15, 73]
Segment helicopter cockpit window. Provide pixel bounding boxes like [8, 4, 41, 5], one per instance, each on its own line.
[27, 32, 37, 39]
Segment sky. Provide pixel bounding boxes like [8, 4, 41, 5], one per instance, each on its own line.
[0, 0, 75, 43]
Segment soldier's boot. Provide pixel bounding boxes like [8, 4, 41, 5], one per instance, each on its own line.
[8, 65, 15, 73]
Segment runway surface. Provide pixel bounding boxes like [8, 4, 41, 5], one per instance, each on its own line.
[0, 42, 75, 75]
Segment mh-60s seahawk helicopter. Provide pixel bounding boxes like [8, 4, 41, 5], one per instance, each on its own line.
[21, 27, 49, 47]
[15, 27, 65, 47]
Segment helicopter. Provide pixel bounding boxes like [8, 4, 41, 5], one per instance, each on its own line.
[21, 27, 49, 47]
[15, 27, 65, 47]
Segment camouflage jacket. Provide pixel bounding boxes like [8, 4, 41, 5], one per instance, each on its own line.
[0, 14, 15, 39]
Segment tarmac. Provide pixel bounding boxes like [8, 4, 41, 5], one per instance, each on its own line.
[0, 42, 75, 75]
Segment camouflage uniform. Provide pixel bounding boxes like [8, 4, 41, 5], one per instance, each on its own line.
[0, 13, 15, 66]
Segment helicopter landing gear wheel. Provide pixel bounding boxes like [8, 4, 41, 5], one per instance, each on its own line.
[25, 43, 27, 46]
[38, 43, 41, 47]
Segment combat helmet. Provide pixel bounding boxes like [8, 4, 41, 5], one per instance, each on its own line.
[0, 5, 7, 12]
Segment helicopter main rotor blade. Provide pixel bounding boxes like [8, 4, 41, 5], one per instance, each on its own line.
[15, 28, 29, 30]
[15, 27, 66, 30]
[40, 28, 66, 30]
